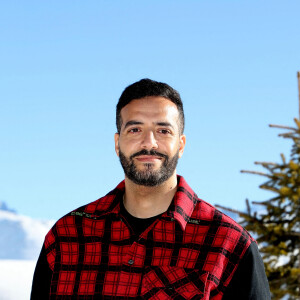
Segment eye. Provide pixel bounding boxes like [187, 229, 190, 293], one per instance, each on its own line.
[128, 128, 141, 133]
[159, 129, 171, 135]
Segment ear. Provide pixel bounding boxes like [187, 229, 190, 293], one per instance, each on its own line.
[114, 133, 120, 157]
[178, 134, 186, 158]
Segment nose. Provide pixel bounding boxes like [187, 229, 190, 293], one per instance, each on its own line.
[141, 130, 158, 150]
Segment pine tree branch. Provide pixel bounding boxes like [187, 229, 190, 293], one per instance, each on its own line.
[246, 199, 251, 215]
[278, 131, 296, 137]
[269, 124, 296, 130]
[215, 204, 249, 218]
[240, 170, 270, 177]
[252, 198, 279, 205]
[268, 277, 291, 285]
[286, 231, 300, 237]
[258, 185, 279, 193]
[254, 161, 277, 166]
[298, 71, 300, 119]
[252, 196, 293, 208]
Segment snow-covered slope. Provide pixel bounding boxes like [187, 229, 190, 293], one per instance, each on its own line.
[0, 202, 54, 260]
[0, 202, 55, 300]
[0, 260, 36, 300]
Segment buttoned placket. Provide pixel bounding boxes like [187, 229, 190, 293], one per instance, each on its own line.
[118, 215, 153, 266]
[114, 215, 162, 296]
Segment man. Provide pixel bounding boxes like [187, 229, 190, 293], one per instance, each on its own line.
[31, 79, 271, 299]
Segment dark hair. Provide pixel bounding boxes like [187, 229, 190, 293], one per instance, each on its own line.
[116, 78, 184, 134]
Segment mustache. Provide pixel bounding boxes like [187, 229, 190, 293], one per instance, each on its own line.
[130, 149, 168, 160]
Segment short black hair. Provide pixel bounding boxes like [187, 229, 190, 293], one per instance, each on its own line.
[116, 78, 184, 134]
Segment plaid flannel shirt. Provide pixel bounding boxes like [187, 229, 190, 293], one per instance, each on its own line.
[44, 176, 254, 299]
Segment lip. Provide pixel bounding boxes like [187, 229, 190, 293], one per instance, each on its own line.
[135, 155, 162, 162]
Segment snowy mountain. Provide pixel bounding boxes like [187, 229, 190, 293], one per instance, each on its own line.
[0, 201, 54, 260]
[0, 260, 37, 300]
[0, 202, 55, 300]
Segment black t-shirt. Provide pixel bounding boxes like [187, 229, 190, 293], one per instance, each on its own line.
[119, 200, 163, 237]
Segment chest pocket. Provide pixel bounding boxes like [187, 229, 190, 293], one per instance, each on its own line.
[140, 266, 209, 299]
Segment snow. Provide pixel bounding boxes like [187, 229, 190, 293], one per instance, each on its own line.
[0, 203, 54, 299]
[273, 254, 291, 268]
[0, 260, 36, 300]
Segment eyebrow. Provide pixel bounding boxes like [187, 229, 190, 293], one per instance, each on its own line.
[123, 120, 174, 130]
[156, 122, 174, 129]
[123, 120, 143, 130]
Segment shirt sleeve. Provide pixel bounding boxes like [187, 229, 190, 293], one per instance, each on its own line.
[222, 241, 271, 300]
[30, 244, 52, 300]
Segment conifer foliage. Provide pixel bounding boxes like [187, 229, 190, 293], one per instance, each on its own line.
[217, 73, 300, 299]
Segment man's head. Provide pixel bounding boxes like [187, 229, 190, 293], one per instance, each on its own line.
[115, 79, 186, 187]
[116, 78, 185, 135]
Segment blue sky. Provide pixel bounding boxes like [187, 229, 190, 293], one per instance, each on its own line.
[1, 1, 300, 220]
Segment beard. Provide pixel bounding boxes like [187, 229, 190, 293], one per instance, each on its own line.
[118, 148, 179, 187]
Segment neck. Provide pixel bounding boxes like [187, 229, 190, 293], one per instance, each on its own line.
[123, 173, 178, 218]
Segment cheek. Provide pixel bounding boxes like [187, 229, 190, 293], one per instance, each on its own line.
[118, 139, 137, 154]
[163, 143, 179, 156]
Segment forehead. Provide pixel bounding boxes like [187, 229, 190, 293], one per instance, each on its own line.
[120, 96, 179, 123]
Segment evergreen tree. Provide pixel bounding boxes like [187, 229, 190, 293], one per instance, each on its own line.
[217, 73, 300, 300]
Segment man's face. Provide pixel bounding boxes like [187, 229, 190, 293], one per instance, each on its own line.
[114, 96, 186, 186]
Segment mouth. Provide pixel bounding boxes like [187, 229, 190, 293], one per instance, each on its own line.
[135, 155, 163, 163]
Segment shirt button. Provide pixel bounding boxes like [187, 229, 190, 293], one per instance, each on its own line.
[128, 259, 134, 265]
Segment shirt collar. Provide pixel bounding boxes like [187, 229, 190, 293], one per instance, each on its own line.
[92, 175, 199, 230]
[166, 175, 200, 230]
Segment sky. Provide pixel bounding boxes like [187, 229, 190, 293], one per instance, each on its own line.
[1, 0, 300, 220]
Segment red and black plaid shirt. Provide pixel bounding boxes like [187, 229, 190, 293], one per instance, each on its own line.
[43, 176, 254, 299]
